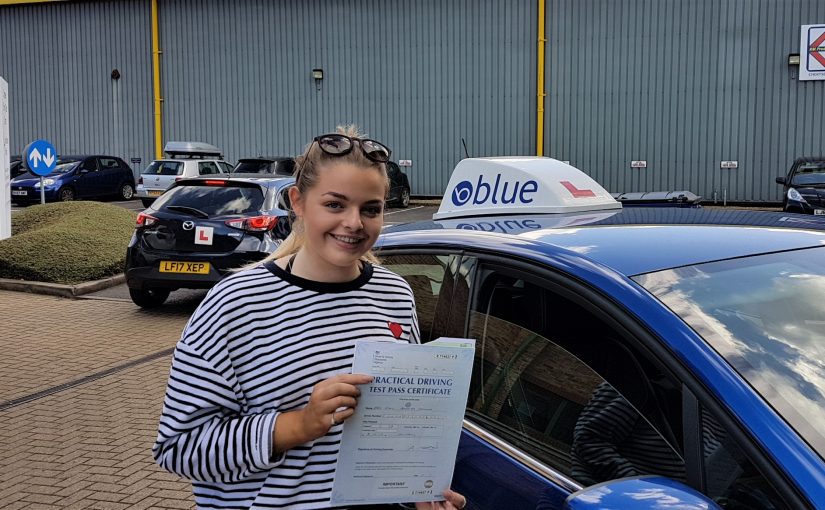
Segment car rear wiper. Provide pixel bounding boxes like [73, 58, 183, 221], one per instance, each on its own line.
[166, 205, 210, 218]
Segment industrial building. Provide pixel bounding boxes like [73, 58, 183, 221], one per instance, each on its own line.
[1, 0, 823, 201]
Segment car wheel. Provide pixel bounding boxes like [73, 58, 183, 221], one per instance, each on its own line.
[120, 183, 135, 200]
[141, 198, 155, 208]
[129, 288, 171, 308]
[58, 187, 75, 201]
[399, 188, 411, 208]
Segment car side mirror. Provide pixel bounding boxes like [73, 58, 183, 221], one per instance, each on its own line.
[775, 176, 787, 185]
[564, 477, 721, 510]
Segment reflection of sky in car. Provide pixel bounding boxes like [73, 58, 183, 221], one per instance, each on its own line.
[794, 163, 825, 185]
[635, 248, 825, 459]
[49, 160, 80, 174]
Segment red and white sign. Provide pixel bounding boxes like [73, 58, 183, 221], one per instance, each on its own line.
[801, 24, 825, 81]
[195, 226, 214, 245]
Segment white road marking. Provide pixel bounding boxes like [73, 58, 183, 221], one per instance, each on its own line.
[384, 205, 423, 216]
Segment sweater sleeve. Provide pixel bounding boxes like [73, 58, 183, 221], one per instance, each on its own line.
[152, 340, 284, 483]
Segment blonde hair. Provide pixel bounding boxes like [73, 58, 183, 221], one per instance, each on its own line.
[262, 124, 390, 266]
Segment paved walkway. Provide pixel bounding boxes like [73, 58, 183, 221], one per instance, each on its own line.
[0, 290, 198, 509]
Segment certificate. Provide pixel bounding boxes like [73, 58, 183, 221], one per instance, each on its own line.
[331, 338, 475, 506]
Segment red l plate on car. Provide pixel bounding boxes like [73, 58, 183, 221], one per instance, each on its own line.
[159, 261, 210, 274]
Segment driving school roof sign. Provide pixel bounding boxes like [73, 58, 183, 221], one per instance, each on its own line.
[433, 157, 621, 220]
[800, 24, 825, 81]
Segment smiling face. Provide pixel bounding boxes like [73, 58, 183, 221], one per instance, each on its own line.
[289, 160, 387, 281]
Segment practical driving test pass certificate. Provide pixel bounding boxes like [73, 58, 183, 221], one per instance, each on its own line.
[330, 338, 475, 506]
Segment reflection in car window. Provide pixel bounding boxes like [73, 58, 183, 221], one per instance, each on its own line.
[155, 186, 264, 216]
[51, 161, 80, 174]
[380, 254, 451, 343]
[467, 272, 685, 485]
[700, 408, 788, 509]
[792, 162, 825, 185]
[635, 247, 825, 459]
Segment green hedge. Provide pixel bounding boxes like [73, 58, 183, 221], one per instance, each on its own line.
[0, 201, 136, 284]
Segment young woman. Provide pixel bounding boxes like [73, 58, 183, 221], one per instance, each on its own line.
[153, 127, 467, 510]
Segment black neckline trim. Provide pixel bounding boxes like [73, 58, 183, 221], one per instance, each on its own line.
[264, 259, 373, 293]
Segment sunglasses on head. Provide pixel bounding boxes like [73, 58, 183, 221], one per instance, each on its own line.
[313, 134, 392, 164]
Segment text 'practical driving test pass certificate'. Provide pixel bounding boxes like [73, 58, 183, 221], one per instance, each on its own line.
[331, 338, 475, 506]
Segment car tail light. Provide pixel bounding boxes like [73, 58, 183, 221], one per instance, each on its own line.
[204, 180, 227, 186]
[225, 215, 279, 232]
[136, 212, 158, 228]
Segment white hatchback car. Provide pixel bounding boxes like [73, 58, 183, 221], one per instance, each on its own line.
[136, 141, 233, 207]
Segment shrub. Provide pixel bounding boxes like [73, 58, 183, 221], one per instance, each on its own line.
[0, 201, 136, 284]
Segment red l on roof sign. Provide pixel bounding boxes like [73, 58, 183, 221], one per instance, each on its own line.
[801, 24, 825, 81]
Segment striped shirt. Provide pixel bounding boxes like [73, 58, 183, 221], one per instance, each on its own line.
[153, 261, 419, 509]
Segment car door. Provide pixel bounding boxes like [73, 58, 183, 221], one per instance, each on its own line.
[98, 157, 122, 195]
[384, 248, 796, 510]
[450, 257, 795, 510]
[74, 157, 102, 197]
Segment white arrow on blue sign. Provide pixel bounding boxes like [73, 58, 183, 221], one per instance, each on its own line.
[24, 139, 58, 176]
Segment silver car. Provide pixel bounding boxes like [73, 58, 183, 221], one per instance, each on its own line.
[135, 141, 233, 207]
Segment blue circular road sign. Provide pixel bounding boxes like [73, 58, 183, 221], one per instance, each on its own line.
[23, 139, 58, 177]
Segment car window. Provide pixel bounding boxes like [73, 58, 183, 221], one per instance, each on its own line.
[154, 185, 265, 216]
[219, 162, 232, 174]
[274, 159, 295, 176]
[276, 185, 292, 211]
[233, 160, 270, 174]
[380, 254, 458, 343]
[467, 269, 686, 486]
[198, 161, 221, 175]
[636, 247, 825, 458]
[100, 157, 119, 170]
[81, 158, 98, 171]
[143, 161, 183, 176]
[699, 407, 788, 509]
[791, 161, 825, 185]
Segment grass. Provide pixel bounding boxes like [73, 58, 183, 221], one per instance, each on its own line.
[0, 201, 136, 284]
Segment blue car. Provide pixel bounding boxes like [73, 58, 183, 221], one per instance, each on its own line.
[10, 154, 136, 204]
[375, 158, 825, 510]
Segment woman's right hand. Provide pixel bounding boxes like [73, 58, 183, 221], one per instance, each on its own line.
[300, 373, 373, 438]
[273, 373, 372, 453]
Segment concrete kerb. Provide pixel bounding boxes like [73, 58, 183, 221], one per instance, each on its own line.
[0, 273, 125, 298]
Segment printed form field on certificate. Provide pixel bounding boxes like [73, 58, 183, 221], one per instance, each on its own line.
[331, 338, 475, 506]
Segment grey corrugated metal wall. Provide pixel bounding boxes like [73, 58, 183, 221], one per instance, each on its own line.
[2, 0, 823, 200]
[158, 0, 536, 196]
[0, 0, 153, 180]
[546, 0, 825, 202]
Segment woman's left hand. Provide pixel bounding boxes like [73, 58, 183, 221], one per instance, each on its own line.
[415, 489, 467, 510]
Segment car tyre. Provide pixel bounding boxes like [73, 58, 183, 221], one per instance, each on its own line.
[58, 187, 75, 201]
[129, 288, 171, 308]
[399, 188, 411, 208]
[141, 198, 155, 208]
[120, 183, 135, 200]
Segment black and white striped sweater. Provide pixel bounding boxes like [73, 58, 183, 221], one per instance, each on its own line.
[153, 261, 419, 509]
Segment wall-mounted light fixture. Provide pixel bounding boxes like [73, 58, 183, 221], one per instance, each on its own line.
[312, 68, 324, 90]
[111, 68, 121, 80]
[788, 53, 800, 66]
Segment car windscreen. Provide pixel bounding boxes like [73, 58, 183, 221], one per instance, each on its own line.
[233, 160, 270, 174]
[634, 246, 825, 459]
[154, 184, 265, 216]
[792, 162, 825, 185]
[51, 160, 80, 174]
[143, 160, 183, 176]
